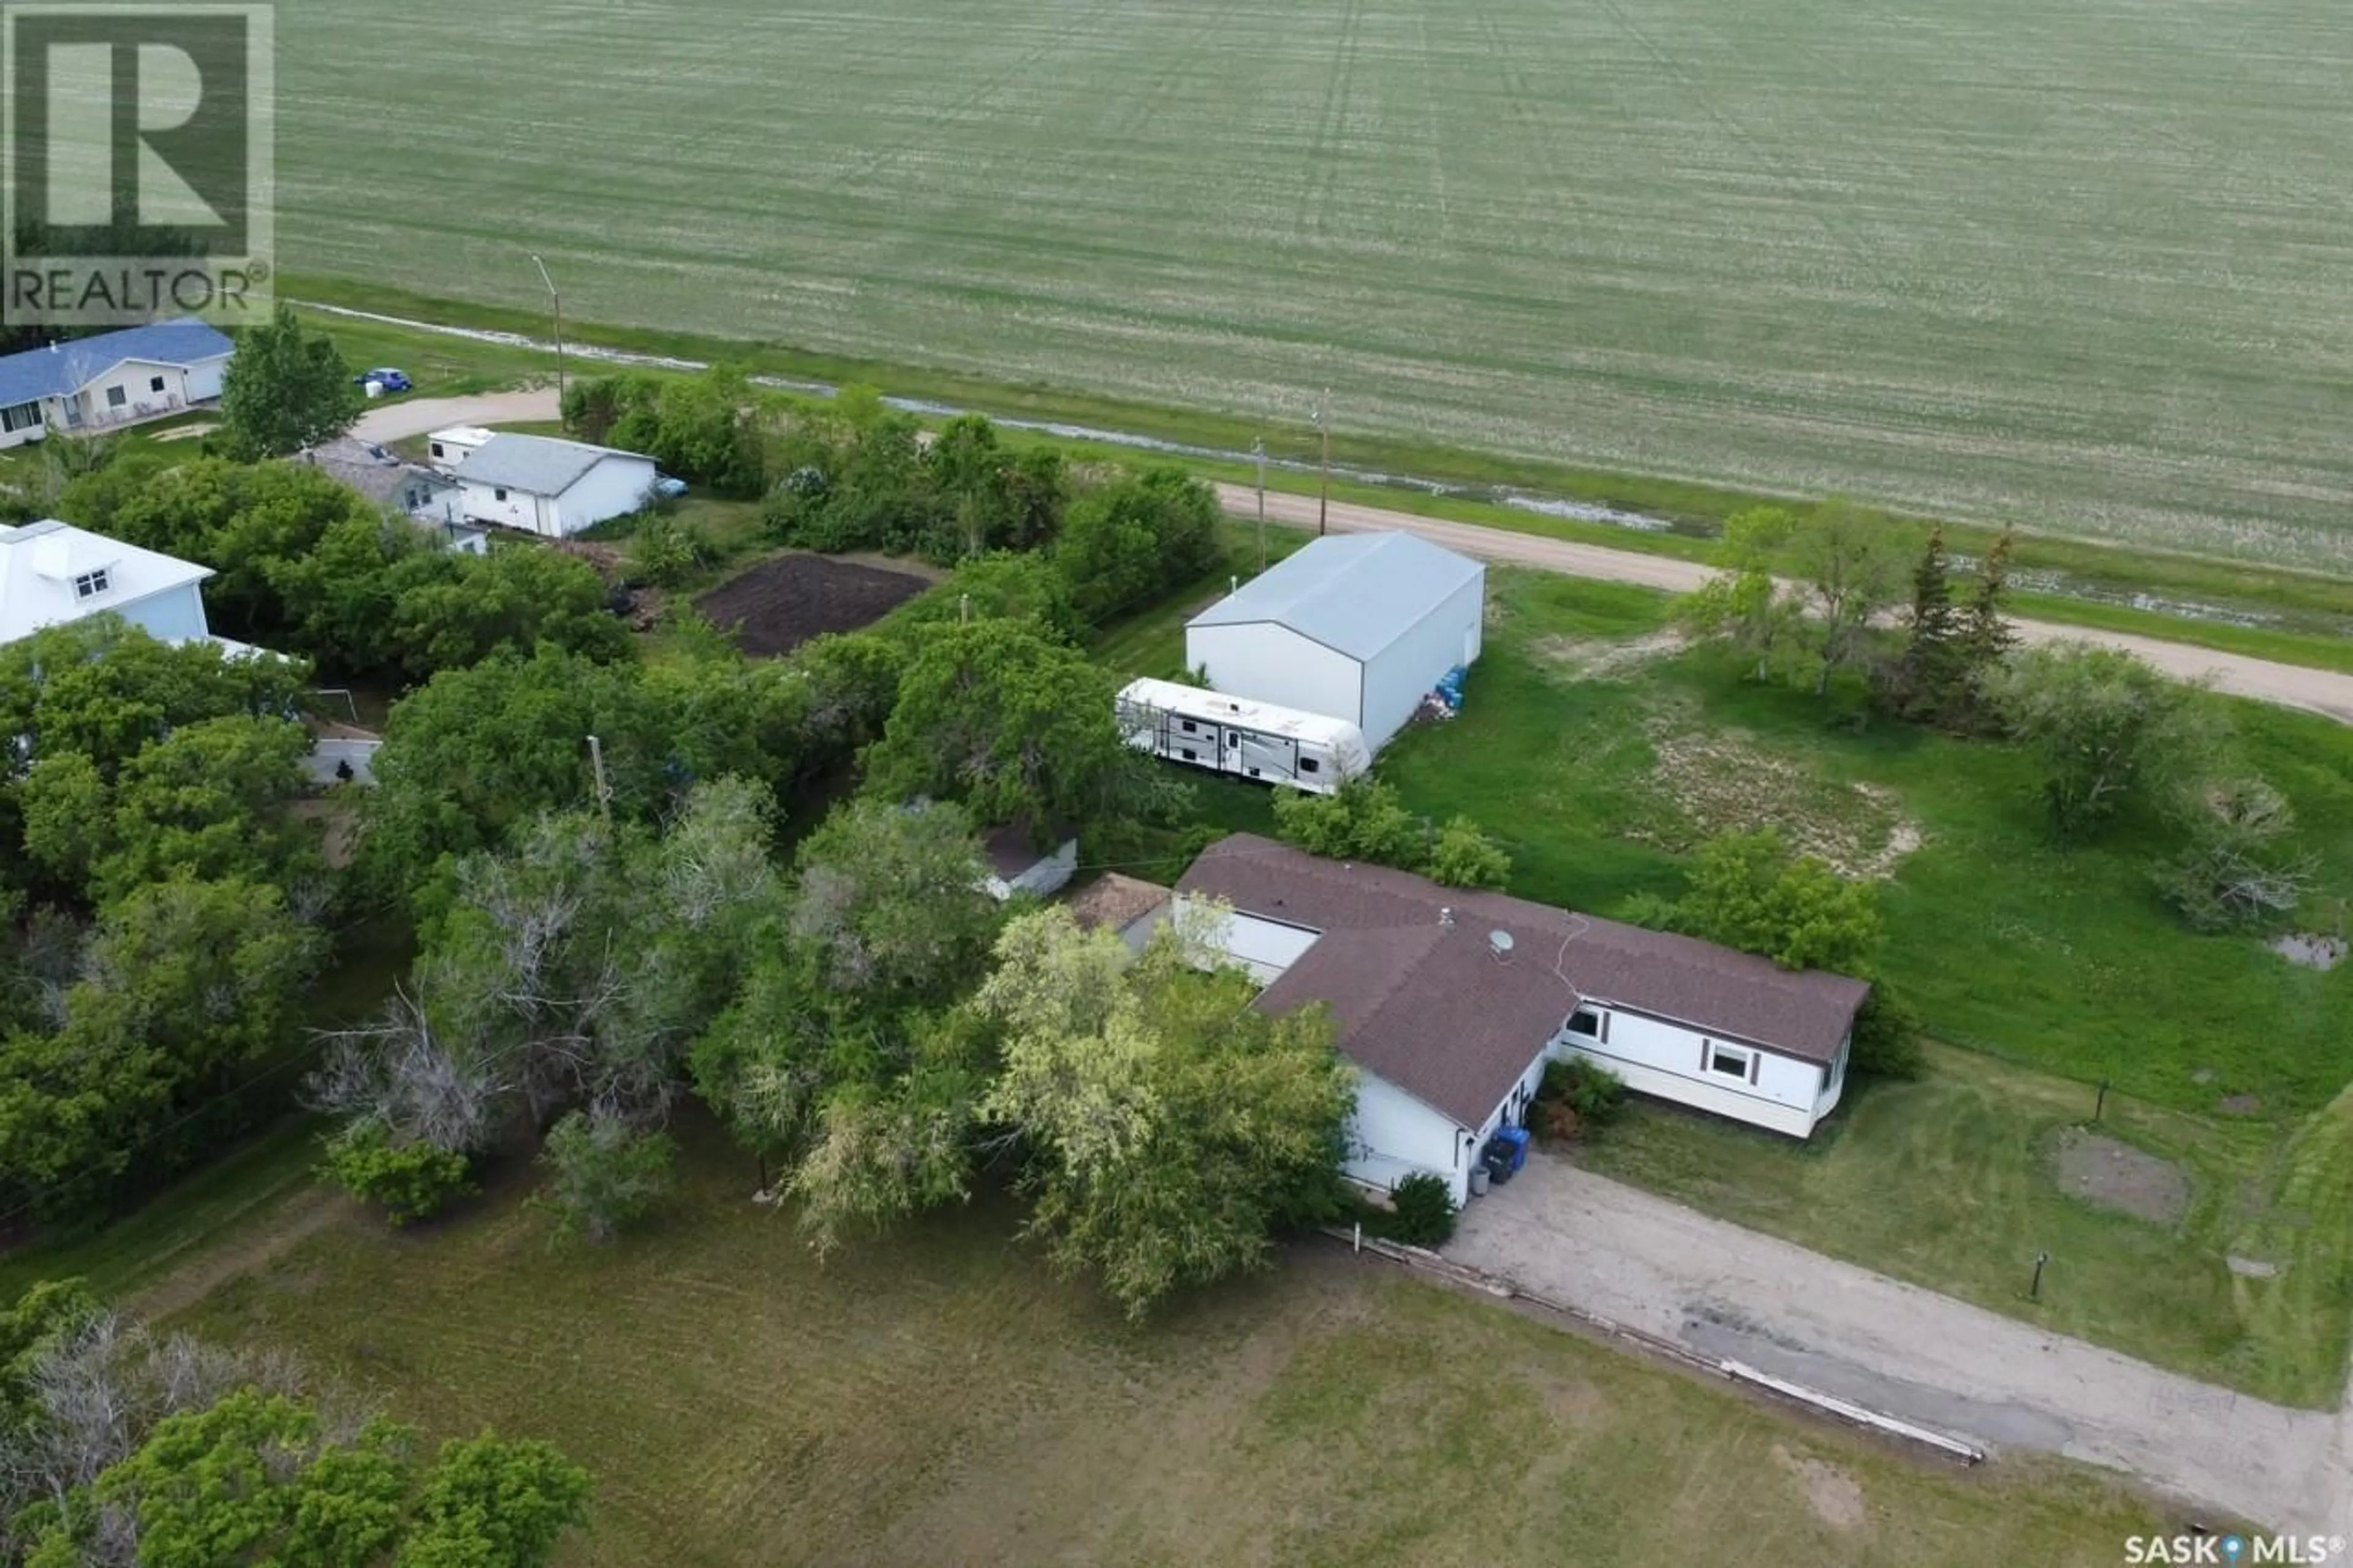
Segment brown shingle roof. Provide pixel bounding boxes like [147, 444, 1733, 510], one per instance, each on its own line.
[1063, 873, 1169, 934]
[1175, 835, 1870, 1127]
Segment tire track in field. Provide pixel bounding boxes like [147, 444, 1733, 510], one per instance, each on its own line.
[1299, 0, 1365, 243]
[1586, 0, 1876, 282]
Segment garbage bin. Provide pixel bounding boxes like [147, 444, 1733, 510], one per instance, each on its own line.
[1481, 1140, 1516, 1186]
[1469, 1165, 1491, 1197]
[1495, 1125, 1531, 1173]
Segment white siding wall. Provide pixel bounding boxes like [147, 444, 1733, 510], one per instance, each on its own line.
[550, 457, 658, 536]
[458, 479, 552, 534]
[0, 409, 42, 451]
[1358, 569, 1485, 752]
[181, 355, 228, 401]
[112, 582, 210, 643]
[1552, 1006, 1830, 1139]
[426, 433, 488, 471]
[1349, 1073, 1475, 1207]
[1184, 621, 1362, 732]
[1175, 898, 1321, 983]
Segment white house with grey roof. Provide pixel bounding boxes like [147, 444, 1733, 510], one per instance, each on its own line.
[450, 434, 658, 537]
[0, 319, 233, 450]
[1184, 531, 1483, 754]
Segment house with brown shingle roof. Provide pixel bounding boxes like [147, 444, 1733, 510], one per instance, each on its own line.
[1176, 834, 1870, 1206]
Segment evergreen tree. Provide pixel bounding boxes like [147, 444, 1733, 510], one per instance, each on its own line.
[1889, 525, 1965, 721]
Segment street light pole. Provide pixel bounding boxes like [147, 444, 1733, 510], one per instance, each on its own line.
[1252, 435, 1267, 571]
[532, 254, 566, 404]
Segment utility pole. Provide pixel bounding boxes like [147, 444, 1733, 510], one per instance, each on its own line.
[1252, 435, 1267, 572]
[585, 733, 612, 822]
[1315, 389, 1331, 537]
[532, 254, 566, 404]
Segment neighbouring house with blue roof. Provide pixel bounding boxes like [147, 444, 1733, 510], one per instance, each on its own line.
[1183, 531, 1485, 754]
[0, 319, 234, 450]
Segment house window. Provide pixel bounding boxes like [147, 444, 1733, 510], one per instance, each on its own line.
[149, 375, 167, 393]
[105, 386, 127, 408]
[1179, 748, 1197, 761]
[1567, 1007, 1606, 1043]
[1299, 756, 1320, 774]
[430, 442, 445, 458]
[0, 401, 38, 433]
[1705, 1042, 1756, 1084]
[72, 568, 110, 599]
[493, 487, 509, 501]
[1178, 719, 1197, 734]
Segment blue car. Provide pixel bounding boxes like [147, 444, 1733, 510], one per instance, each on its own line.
[653, 474, 688, 499]
[355, 368, 412, 393]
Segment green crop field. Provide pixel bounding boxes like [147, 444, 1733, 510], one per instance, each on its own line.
[278, 0, 2353, 570]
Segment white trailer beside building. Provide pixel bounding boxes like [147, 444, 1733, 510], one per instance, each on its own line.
[1184, 531, 1484, 756]
[1116, 677, 1370, 794]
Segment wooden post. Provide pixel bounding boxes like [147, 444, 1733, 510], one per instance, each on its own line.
[2094, 1078, 2109, 1123]
[1316, 389, 1331, 536]
[1253, 436, 1267, 571]
[2030, 1250, 2049, 1301]
[532, 254, 566, 404]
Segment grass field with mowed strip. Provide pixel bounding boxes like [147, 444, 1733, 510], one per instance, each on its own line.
[279, 0, 2353, 569]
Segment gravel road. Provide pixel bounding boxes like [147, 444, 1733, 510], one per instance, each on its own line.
[1448, 1153, 2343, 1533]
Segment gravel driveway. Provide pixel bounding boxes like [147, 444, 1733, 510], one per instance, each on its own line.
[1447, 1152, 2343, 1533]
[351, 391, 560, 445]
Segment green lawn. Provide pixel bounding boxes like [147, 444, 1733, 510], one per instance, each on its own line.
[1360, 570, 2353, 1118]
[149, 1124, 2180, 1566]
[1578, 1044, 2353, 1407]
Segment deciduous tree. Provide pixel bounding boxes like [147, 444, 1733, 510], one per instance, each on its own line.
[1673, 506, 1804, 684]
[534, 1109, 676, 1244]
[1784, 500, 1915, 694]
[1980, 642, 2220, 839]
[977, 909, 1353, 1318]
[861, 618, 1132, 833]
[1676, 827, 1881, 975]
[215, 304, 364, 460]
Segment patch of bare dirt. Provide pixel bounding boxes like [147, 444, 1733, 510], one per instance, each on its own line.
[1771, 1443, 1866, 1530]
[694, 552, 930, 658]
[2271, 933, 2347, 971]
[1534, 627, 1689, 681]
[1631, 717, 1925, 880]
[2047, 1127, 2191, 1227]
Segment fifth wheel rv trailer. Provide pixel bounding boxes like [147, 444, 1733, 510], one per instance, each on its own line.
[1115, 678, 1370, 795]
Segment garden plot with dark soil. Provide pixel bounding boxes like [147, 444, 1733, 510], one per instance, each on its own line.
[694, 553, 931, 656]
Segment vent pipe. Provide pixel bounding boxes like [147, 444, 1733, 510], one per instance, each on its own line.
[1438, 907, 1454, 930]
[1488, 930, 1515, 960]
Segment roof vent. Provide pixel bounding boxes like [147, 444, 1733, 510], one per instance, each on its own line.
[1438, 906, 1454, 929]
[1488, 930, 1515, 960]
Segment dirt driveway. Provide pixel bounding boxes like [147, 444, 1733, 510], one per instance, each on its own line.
[1447, 1152, 2341, 1533]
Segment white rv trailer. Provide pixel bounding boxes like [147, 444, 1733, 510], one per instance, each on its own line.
[1115, 677, 1370, 795]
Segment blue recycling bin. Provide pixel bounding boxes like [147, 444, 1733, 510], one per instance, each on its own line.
[1495, 1125, 1530, 1173]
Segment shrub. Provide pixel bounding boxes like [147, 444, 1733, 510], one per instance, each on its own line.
[1383, 1172, 1458, 1247]
[630, 515, 707, 588]
[1270, 776, 1423, 867]
[1539, 1056, 1627, 1131]
[1427, 816, 1510, 889]
[1848, 986, 1925, 1080]
[534, 1110, 677, 1245]
[322, 1122, 474, 1225]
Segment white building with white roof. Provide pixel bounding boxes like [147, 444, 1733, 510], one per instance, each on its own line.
[448, 433, 659, 537]
[1184, 532, 1485, 754]
[0, 519, 252, 651]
